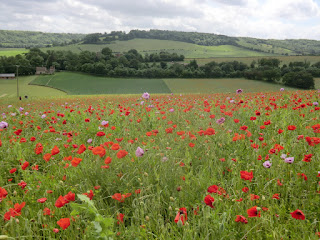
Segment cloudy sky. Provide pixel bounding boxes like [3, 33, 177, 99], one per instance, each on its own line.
[1, 0, 320, 40]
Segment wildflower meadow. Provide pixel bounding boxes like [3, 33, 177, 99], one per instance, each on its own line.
[0, 89, 320, 239]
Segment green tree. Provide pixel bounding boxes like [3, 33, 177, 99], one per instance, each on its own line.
[282, 71, 314, 89]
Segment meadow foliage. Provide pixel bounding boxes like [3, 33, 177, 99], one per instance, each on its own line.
[0, 89, 320, 239]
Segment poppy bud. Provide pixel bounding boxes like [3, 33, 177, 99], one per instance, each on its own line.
[145, 216, 150, 221]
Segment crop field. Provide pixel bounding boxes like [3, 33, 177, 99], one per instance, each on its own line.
[186, 56, 320, 66]
[0, 75, 67, 98]
[0, 48, 28, 57]
[29, 72, 320, 95]
[30, 72, 171, 95]
[41, 39, 276, 58]
[0, 89, 319, 239]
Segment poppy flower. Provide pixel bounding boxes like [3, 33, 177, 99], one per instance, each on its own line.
[117, 150, 128, 159]
[34, 143, 43, 155]
[290, 209, 305, 220]
[174, 208, 187, 225]
[235, 215, 248, 224]
[0, 187, 8, 201]
[117, 213, 124, 224]
[247, 206, 261, 218]
[51, 145, 60, 156]
[92, 146, 106, 157]
[204, 195, 215, 208]
[135, 147, 144, 157]
[43, 207, 51, 215]
[71, 157, 82, 167]
[207, 185, 219, 193]
[37, 198, 47, 203]
[104, 156, 112, 164]
[77, 144, 86, 154]
[288, 125, 296, 130]
[57, 218, 70, 230]
[240, 171, 254, 182]
[21, 161, 29, 170]
[43, 153, 52, 162]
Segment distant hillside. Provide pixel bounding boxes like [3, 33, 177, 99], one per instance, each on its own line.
[0, 30, 85, 48]
[1, 29, 320, 56]
[87, 29, 320, 56]
[43, 38, 276, 58]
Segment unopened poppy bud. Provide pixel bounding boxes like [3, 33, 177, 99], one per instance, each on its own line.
[145, 216, 150, 221]
[13, 190, 17, 196]
[15, 219, 19, 224]
[170, 197, 175, 202]
[0, 236, 9, 240]
[169, 206, 172, 211]
[177, 186, 182, 191]
[144, 172, 148, 177]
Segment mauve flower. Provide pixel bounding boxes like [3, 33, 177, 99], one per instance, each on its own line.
[169, 108, 174, 112]
[41, 114, 46, 119]
[142, 92, 150, 100]
[8, 105, 12, 108]
[236, 89, 243, 94]
[87, 138, 93, 144]
[280, 88, 285, 91]
[280, 154, 287, 159]
[0, 121, 8, 129]
[19, 107, 24, 112]
[101, 120, 108, 126]
[161, 157, 168, 162]
[263, 161, 272, 168]
[230, 100, 235, 103]
[24, 112, 29, 115]
[11, 113, 16, 116]
[216, 117, 225, 124]
[140, 101, 144, 105]
[284, 157, 294, 164]
[135, 147, 144, 157]
[313, 102, 319, 106]
[148, 105, 154, 108]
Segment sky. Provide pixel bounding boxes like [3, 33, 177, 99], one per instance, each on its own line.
[1, 0, 320, 40]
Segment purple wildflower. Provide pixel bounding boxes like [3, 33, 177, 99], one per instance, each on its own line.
[101, 120, 108, 126]
[0, 121, 8, 129]
[135, 147, 144, 157]
[216, 117, 225, 124]
[142, 92, 150, 100]
[263, 161, 272, 168]
[284, 157, 294, 164]
[236, 89, 243, 94]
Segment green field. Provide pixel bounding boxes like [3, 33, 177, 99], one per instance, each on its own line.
[185, 55, 320, 66]
[28, 72, 320, 95]
[30, 72, 171, 95]
[41, 39, 276, 58]
[0, 48, 28, 57]
[0, 75, 67, 98]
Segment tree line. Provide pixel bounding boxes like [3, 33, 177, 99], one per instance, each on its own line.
[0, 48, 317, 89]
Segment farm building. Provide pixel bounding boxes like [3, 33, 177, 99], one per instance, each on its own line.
[36, 66, 55, 75]
[0, 73, 15, 79]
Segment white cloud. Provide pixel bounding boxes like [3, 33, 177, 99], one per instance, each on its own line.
[0, 0, 320, 40]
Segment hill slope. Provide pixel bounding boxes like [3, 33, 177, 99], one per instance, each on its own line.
[0, 30, 84, 48]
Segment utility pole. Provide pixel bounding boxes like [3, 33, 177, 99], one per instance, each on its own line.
[16, 65, 20, 98]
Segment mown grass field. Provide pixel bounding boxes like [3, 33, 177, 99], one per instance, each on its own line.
[0, 89, 319, 239]
[0, 75, 67, 98]
[0, 48, 29, 57]
[29, 72, 320, 95]
[41, 39, 276, 58]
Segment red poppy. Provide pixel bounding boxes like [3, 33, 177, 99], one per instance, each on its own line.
[10, 168, 17, 174]
[204, 195, 215, 208]
[77, 144, 86, 154]
[43, 207, 51, 215]
[4, 202, 26, 221]
[0, 187, 8, 201]
[51, 145, 60, 156]
[71, 157, 82, 167]
[207, 185, 219, 193]
[43, 153, 51, 162]
[21, 161, 29, 170]
[272, 193, 280, 200]
[287, 125, 296, 131]
[240, 171, 254, 182]
[174, 207, 187, 225]
[117, 213, 124, 224]
[37, 198, 47, 203]
[290, 209, 305, 220]
[104, 156, 112, 165]
[235, 215, 248, 224]
[117, 150, 128, 159]
[34, 143, 43, 155]
[92, 146, 106, 157]
[57, 218, 70, 230]
[247, 206, 261, 218]
[83, 190, 94, 200]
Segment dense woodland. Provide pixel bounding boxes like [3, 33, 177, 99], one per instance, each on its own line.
[0, 30, 84, 48]
[0, 47, 318, 89]
[1, 29, 320, 55]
